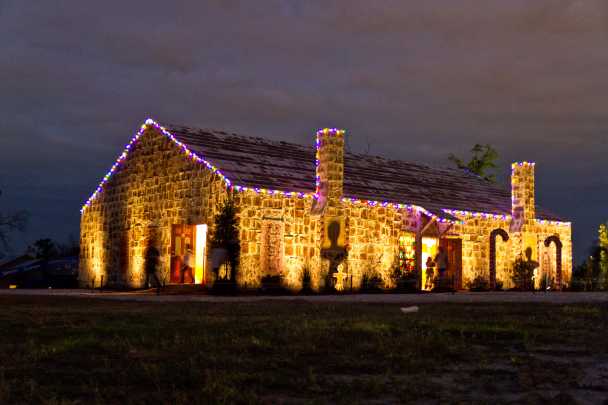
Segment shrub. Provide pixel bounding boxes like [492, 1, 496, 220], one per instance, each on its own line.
[260, 274, 289, 295]
[300, 264, 313, 295]
[512, 256, 534, 291]
[390, 254, 419, 293]
[210, 197, 240, 284]
[467, 275, 490, 292]
[360, 273, 384, 293]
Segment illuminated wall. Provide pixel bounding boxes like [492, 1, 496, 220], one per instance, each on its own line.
[80, 122, 573, 291]
[80, 126, 227, 288]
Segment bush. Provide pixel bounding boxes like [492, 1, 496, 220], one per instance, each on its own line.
[260, 274, 289, 295]
[209, 197, 240, 286]
[360, 273, 384, 293]
[300, 264, 313, 295]
[390, 256, 419, 293]
[209, 278, 238, 295]
[512, 257, 534, 291]
[467, 275, 490, 292]
[392, 271, 419, 293]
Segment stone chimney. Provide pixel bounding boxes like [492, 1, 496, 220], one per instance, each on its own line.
[311, 128, 345, 216]
[510, 161, 535, 231]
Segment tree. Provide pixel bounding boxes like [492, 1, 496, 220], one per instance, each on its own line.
[598, 223, 608, 289]
[449, 144, 499, 182]
[28, 238, 59, 260]
[0, 189, 28, 258]
[209, 197, 240, 282]
[512, 255, 535, 291]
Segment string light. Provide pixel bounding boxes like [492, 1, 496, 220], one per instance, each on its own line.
[442, 209, 511, 221]
[511, 161, 536, 168]
[341, 197, 463, 225]
[535, 219, 571, 227]
[80, 118, 320, 214]
[80, 120, 570, 229]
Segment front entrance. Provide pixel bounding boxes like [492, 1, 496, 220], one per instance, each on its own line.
[421, 237, 438, 291]
[440, 238, 463, 290]
[170, 224, 208, 284]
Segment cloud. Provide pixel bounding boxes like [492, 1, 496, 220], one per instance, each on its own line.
[0, 0, 606, 260]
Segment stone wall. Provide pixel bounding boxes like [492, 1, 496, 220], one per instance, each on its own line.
[233, 192, 322, 290]
[343, 204, 418, 289]
[448, 216, 572, 288]
[511, 162, 536, 226]
[80, 129, 573, 291]
[79, 126, 227, 288]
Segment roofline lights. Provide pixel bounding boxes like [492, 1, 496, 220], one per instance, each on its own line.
[443, 209, 570, 227]
[511, 161, 536, 168]
[80, 118, 237, 214]
[81, 118, 323, 214]
[341, 197, 462, 225]
[535, 219, 571, 227]
[442, 209, 511, 221]
[80, 120, 571, 229]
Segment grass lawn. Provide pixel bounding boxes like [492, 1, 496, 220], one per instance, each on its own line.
[0, 296, 607, 404]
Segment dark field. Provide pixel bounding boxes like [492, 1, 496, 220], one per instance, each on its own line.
[0, 296, 607, 404]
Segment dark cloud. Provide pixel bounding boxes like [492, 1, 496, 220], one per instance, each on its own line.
[0, 0, 606, 260]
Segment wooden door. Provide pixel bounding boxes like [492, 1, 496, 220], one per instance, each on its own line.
[170, 224, 195, 284]
[440, 238, 463, 290]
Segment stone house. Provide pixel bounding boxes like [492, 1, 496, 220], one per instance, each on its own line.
[79, 118, 572, 290]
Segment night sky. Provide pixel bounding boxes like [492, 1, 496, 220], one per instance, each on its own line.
[1, 1, 606, 262]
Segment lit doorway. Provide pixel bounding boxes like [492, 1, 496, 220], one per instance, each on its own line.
[421, 237, 438, 291]
[440, 238, 463, 290]
[170, 224, 207, 284]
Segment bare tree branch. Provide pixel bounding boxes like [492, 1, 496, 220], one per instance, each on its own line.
[0, 189, 29, 256]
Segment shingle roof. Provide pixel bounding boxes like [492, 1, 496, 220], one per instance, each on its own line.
[166, 124, 564, 221]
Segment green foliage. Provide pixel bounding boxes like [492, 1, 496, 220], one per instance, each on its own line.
[599, 223, 608, 248]
[210, 197, 240, 281]
[449, 144, 498, 182]
[598, 223, 608, 289]
[572, 257, 597, 291]
[360, 273, 384, 292]
[390, 252, 419, 292]
[466, 275, 490, 292]
[1, 297, 607, 403]
[512, 256, 535, 291]
[574, 222, 608, 291]
[300, 263, 312, 293]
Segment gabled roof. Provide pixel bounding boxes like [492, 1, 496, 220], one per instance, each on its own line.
[166, 123, 564, 221]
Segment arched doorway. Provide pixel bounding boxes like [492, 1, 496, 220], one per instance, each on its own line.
[544, 235, 562, 289]
[489, 229, 509, 289]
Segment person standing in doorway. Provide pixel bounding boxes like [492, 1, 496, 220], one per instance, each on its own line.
[145, 241, 161, 290]
[180, 244, 194, 284]
[425, 256, 435, 290]
[435, 246, 448, 280]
